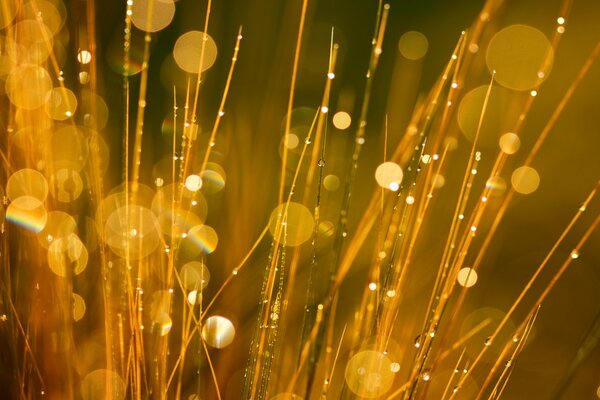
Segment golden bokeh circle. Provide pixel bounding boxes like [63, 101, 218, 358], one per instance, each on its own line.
[332, 111, 352, 130]
[375, 162, 403, 190]
[52, 168, 84, 203]
[323, 174, 340, 191]
[152, 183, 208, 221]
[73, 293, 86, 321]
[36, 211, 78, 249]
[398, 31, 429, 60]
[185, 174, 202, 192]
[81, 369, 125, 400]
[154, 311, 173, 336]
[173, 31, 218, 73]
[105, 205, 161, 260]
[131, 0, 176, 33]
[45, 87, 77, 120]
[432, 174, 445, 189]
[268, 202, 314, 247]
[78, 50, 92, 64]
[96, 187, 157, 238]
[486, 25, 553, 91]
[22, 0, 66, 36]
[344, 350, 395, 398]
[460, 307, 515, 361]
[7, 168, 48, 202]
[81, 90, 110, 130]
[6, 196, 48, 233]
[457, 85, 519, 147]
[318, 221, 335, 238]
[48, 233, 88, 277]
[201, 162, 226, 194]
[185, 224, 218, 254]
[511, 166, 540, 195]
[499, 132, 520, 155]
[457, 267, 478, 288]
[202, 315, 235, 349]
[6, 64, 52, 109]
[157, 207, 203, 239]
[180, 261, 210, 291]
[283, 133, 299, 150]
[6, 19, 53, 64]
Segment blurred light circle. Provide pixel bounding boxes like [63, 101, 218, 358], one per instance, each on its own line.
[155, 311, 172, 336]
[45, 87, 78, 120]
[173, 31, 218, 73]
[511, 166, 540, 195]
[7, 168, 48, 202]
[185, 224, 218, 254]
[333, 111, 352, 130]
[81, 369, 125, 400]
[131, 0, 176, 33]
[152, 183, 208, 228]
[461, 307, 515, 360]
[398, 31, 429, 60]
[36, 211, 77, 249]
[187, 290, 201, 305]
[486, 25, 553, 91]
[21, 0, 66, 36]
[81, 90, 110, 130]
[180, 261, 210, 291]
[284, 133, 299, 149]
[499, 132, 520, 155]
[105, 205, 160, 260]
[486, 175, 507, 197]
[73, 293, 86, 321]
[97, 186, 155, 235]
[6, 64, 52, 109]
[323, 174, 340, 191]
[345, 350, 395, 398]
[52, 168, 84, 203]
[6, 20, 53, 64]
[201, 162, 226, 194]
[185, 174, 203, 192]
[6, 196, 47, 233]
[202, 316, 235, 349]
[79, 71, 90, 84]
[432, 174, 445, 189]
[444, 137, 459, 151]
[78, 50, 92, 64]
[268, 202, 314, 246]
[375, 162, 403, 190]
[48, 233, 88, 277]
[458, 85, 519, 147]
[156, 207, 203, 239]
[457, 267, 478, 287]
[318, 221, 335, 238]
[107, 28, 145, 76]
